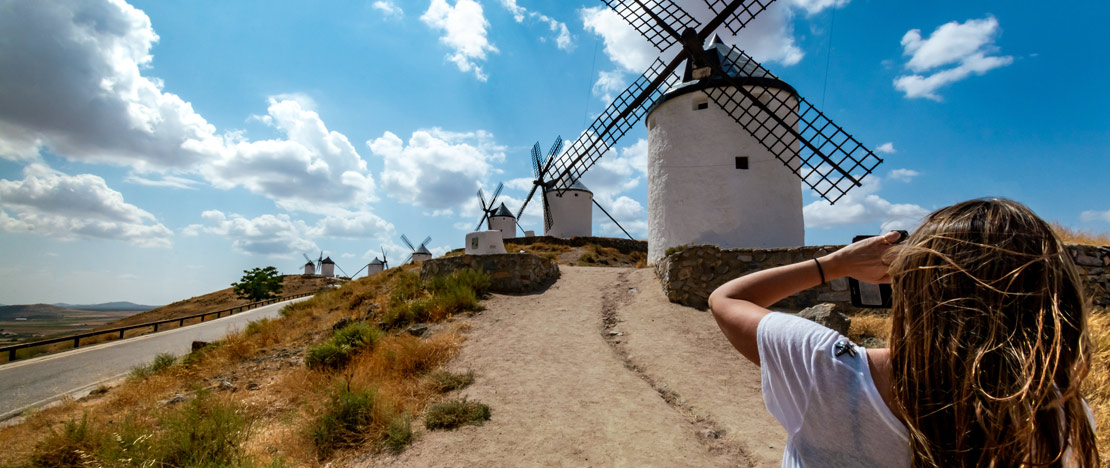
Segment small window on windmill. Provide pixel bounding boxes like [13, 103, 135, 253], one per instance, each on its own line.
[694, 97, 709, 111]
[735, 156, 749, 170]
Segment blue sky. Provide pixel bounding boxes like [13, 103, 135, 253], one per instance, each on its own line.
[1, 0, 1108, 305]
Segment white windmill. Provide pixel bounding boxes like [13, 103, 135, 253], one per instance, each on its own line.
[302, 259, 315, 276]
[547, 0, 884, 262]
[320, 256, 336, 277]
[515, 137, 635, 240]
[474, 182, 519, 239]
[351, 247, 389, 277]
[401, 234, 433, 264]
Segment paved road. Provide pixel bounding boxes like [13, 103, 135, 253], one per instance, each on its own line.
[0, 297, 309, 421]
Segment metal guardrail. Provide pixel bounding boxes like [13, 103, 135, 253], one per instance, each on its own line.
[0, 292, 317, 364]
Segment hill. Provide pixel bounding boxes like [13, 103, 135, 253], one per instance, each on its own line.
[53, 302, 158, 312]
[0, 304, 88, 321]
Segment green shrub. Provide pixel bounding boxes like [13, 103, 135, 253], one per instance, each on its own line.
[306, 323, 384, 370]
[312, 386, 377, 458]
[385, 414, 413, 453]
[130, 352, 177, 379]
[424, 399, 490, 430]
[390, 271, 423, 304]
[426, 370, 475, 393]
[152, 392, 251, 467]
[664, 244, 690, 257]
[31, 415, 98, 467]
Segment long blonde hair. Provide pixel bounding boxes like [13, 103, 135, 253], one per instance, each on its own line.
[888, 198, 1098, 466]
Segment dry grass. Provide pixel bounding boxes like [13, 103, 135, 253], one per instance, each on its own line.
[1052, 222, 1110, 247]
[1084, 308, 1110, 460]
[847, 313, 891, 347]
[0, 265, 485, 467]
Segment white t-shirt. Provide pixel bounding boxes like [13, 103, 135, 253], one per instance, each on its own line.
[757, 312, 909, 467]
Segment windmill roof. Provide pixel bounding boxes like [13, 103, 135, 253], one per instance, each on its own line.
[369, 257, 384, 265]
[304, 261, 314, 266]
[321, 256, 335, 264]
[651, 35, 797, 112]
[415, 245, 432, 254]
[545, 179, 592, 194]
[491, 202, 514, 218]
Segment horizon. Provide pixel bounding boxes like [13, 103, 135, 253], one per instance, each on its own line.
[1, 0, 1108, 305]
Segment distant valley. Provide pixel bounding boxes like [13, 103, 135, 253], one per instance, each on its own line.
[0, 302, 157, 346]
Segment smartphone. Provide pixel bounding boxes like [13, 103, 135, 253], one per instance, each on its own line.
[847, 231, 907, 308]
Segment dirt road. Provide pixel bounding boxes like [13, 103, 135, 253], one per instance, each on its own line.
[360, 266, 785, 467]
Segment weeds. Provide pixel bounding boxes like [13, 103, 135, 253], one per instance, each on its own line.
[130, 352, 176, 379]
[665, 244, 690, 257]
[155, 392, 251, 466]
[384, 414, 413, 453]
[425, 370, 475, 393]
[424, 398, 491, 430]
[312, 386, 377, 459]
[306, 322, 384, 370]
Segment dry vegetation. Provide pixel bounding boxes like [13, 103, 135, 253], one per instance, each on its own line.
[0, 266, 491, 467]
[1052, 222, 1110, 247]
[504, 242, 647, 268]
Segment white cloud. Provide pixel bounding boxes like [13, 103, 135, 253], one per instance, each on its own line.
[593, 70, 627, 103]
[183, 210, 317, 257]
[498, 1, 574, 51]
[1080, 210, 1110, 223]
[887, 168, 919, 182]
[894, 16, 1013, 100]
[803, 177, 929, 231]
[372, 1, 403, 18]
[571, 137, 648, 201]
[421, 0, 498, 81]
[579, 0, 833, 94]
[595, 194, 647, 238]
[368, 128, 505, 212]
[309, 211, 395, 239]
[125, 174, 202, 189]
[0, 164, 172, 247]
[0, 1, 380, 215]
[875, 142, 896, 154]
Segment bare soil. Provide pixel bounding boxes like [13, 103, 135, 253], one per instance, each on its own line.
[359, 266, 785, 467]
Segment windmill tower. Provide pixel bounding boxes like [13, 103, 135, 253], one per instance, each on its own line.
[402, 234, 433, 264]
[320, 256, 336, 277]
[350, 247, 389, 277]
[303, 260, 315, 275]
[303, 252, 324, 275]
[516, 137, 636, 240]
[475, 183, 517, 239]
[546, 0, 883, 262]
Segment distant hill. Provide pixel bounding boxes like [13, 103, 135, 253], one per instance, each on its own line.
[52, 302, 158, 312]
[0, 304, 88, 321]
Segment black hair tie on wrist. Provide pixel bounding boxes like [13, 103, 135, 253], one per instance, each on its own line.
[813, 258, 826, 285]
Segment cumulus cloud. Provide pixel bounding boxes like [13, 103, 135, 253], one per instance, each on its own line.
[887, 168, 919, 182]
[0, 0, 380, 214]
[0, 164, 172, 247]
[372, 1, 403, 18]
[875, 142, 896, 154]
[184, 210, 317, 257]
[310, 211, 395, 239]
[499, 1, 574, 51]
[1080, 210, 1110, 223]
[595, 193, 647, 238]
[802, 177, 929, 231]
[894, 16, 1013, 100]
[421, 0, 498, 81]
[124, 174, 202, 189]
[368, 128, 506, 213]
[580, 0, 836, 100]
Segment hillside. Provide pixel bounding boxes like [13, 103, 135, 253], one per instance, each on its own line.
[99, 274, 334, 329]
[53, 302, 157, 312]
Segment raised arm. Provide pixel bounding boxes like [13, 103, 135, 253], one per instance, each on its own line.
[708, 231, 903, 365]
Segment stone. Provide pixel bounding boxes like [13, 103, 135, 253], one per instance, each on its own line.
[406, 323, 430, 337]
[247, 382, 260, 391]
[331, 318, 351, 331]
[191, 340, 209, 352]
[218, 380, 236, 391]
[798, 303, 851, 336]
[1075, 254, 1103, 267]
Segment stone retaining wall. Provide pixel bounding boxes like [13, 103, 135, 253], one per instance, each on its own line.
[656, 244, 1110, 311]
[503, 235, 647, 254]
[421, 253, 560, 294]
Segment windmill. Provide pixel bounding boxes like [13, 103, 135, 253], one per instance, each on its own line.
[351, 247, 390, 277]
[546, 0, 884, 261]
[474, 182, 517, 238]
[401, 234, 433, 264]
[302, 251, 324, 275]
[516, 136, 636, 240]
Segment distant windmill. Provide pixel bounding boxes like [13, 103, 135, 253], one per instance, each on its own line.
[545, 0, 883, 261]
[515, 136, 635, 240]
[303, 251, 324, 275]
[401, 234, 433, 264]
[475, 182, 517, 238]
[351, 246, 390, 277]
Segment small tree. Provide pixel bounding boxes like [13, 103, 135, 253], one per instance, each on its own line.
[231, 266, 284, 302]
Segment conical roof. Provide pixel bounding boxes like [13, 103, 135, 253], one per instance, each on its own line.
[654, 34, 797, 111]
[304, 261, 314, 267]
[321, 256, 335, 264]
[544, 178, 592, 194]
[369, 257, 384, 265]
[415, 244, 432, 255]
[491, 202, 514, 218]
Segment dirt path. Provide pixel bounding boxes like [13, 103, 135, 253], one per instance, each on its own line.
[359, 266, 784, 467]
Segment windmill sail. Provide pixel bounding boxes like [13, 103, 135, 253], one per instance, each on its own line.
[601, 0, 701, 51]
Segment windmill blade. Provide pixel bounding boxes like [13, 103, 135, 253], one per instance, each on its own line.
[593, 199, 635, 240]
[542, 189, 554, 233]
[531, 142, 544, 179]
[476, 214, 490, 231]
[490, 182, 504, 204]
[401, 234, 415, 251]
[421, 236, 432, 248]
[703, 45, 882, 204]
[352, 264, 369, 277]
[703, 0, 775, 36]
[548, 57, 682, 192]
[335, 263, 350, 278]
[477, 188, 488, 211]
[381, 246, 388, 267]
[545, 136, 563, 162]
[516, 183, 540, 220]
[601, 0, 701, 52]
[404, 253, 413, 265]
[303, 253, 313, 264]
[476, 188, 491, 230]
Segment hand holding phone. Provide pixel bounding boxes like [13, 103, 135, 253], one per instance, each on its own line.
[846, 230, 907, 308]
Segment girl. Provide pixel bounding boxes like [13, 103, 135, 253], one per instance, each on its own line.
[709, 199, 1099, 466]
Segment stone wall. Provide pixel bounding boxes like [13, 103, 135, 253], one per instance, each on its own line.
[421, 253, 560, 294]
[503, 235, 647, 254]
[656, 244, 1110, 311]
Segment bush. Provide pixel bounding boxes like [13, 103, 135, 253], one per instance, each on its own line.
[424, 399, 490, 430]
[312, 386, 377, 459]
[306, 323, 384, 370]
[384, 414, 413, 453]
[31, 415, 98, 467]
[245, 318, 271, 336]
[130, 352, 176, 379]
[426, 370, 475, 393]
[664, 244, 690, 257]
[154, 392, 251, 466]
